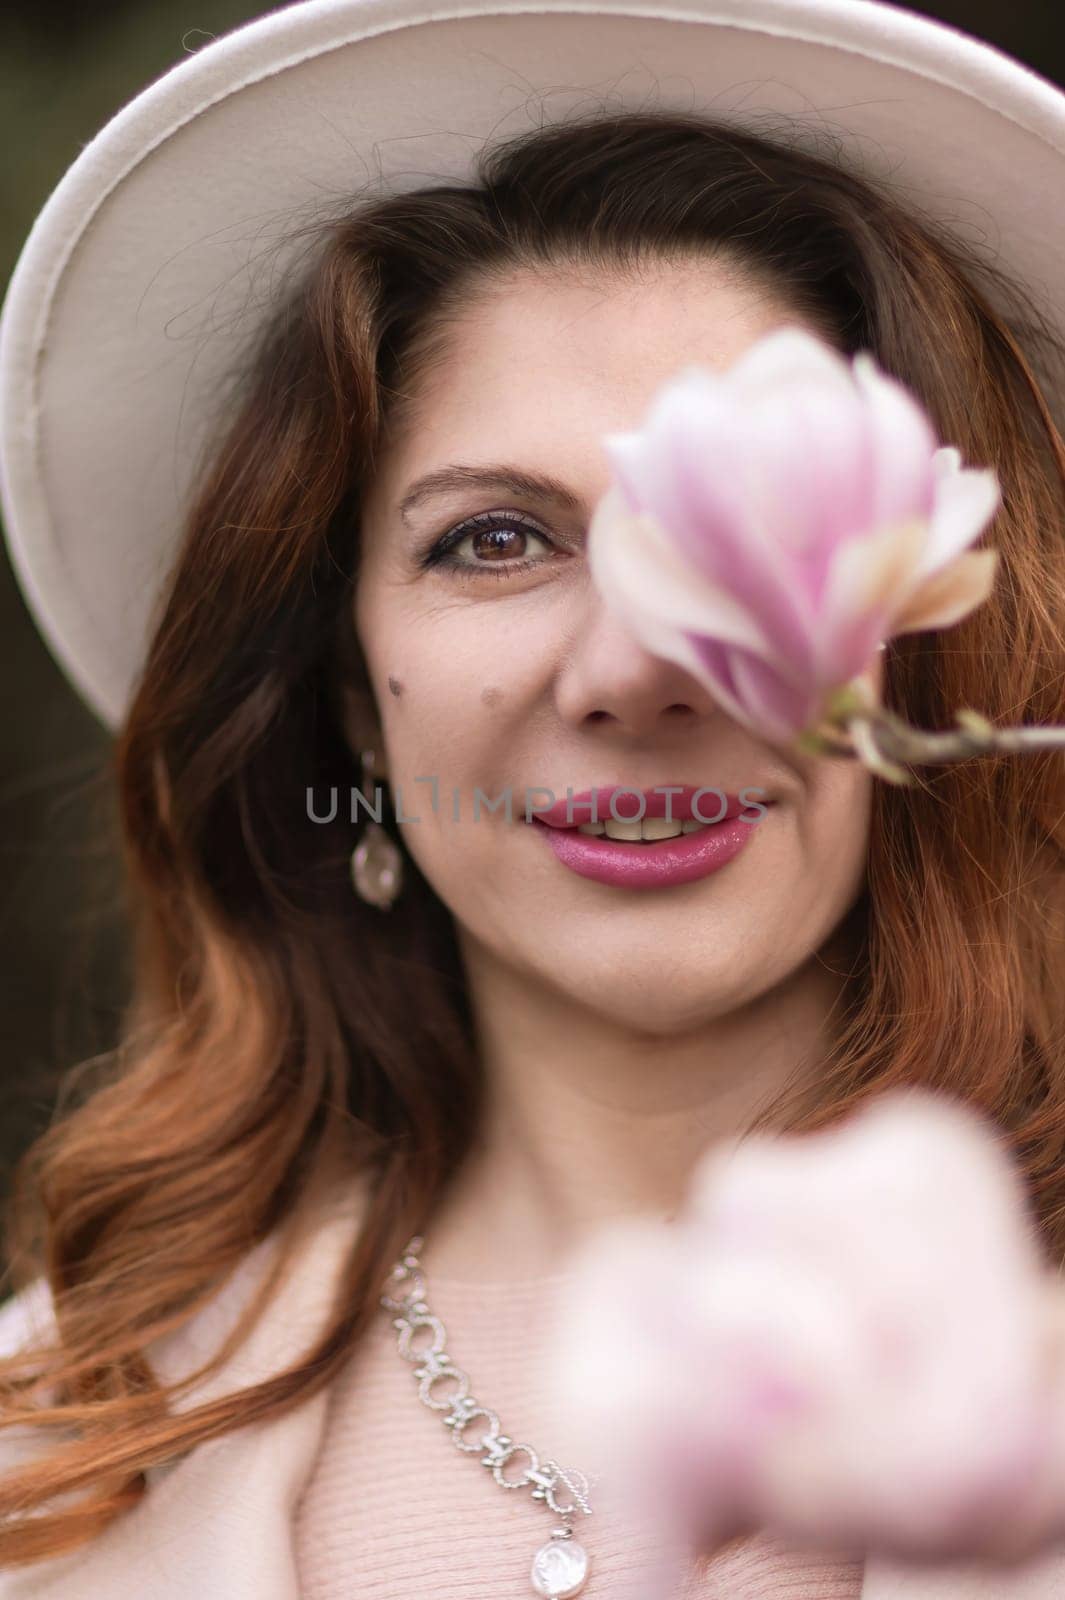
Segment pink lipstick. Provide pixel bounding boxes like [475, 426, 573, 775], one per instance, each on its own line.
[527, 786, 771, 890]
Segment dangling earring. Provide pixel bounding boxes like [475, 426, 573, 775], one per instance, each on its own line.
[351, 747, 404, 910]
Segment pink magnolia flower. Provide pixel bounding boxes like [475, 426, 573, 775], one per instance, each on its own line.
[587, 328, 1001, 742]
[548, 1091, 1065, 1592]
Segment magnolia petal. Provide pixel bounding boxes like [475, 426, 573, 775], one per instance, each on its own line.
[933, 445, 962, 478]
[685, 635, 785, 734]
[588, 508, 751, 695]
[852, 353, 938, 528]
[600, 584, 719, 689]
[724, 649, 821, 741]
[726, 324, 858, 392]
[704, 328, 881, 568]
[587, 487, 782, 659]
[918, 465, 1001, 581]
[665, 434, 821, 669]
[888, 548, 1000, 636]
[818, 518, 927, 680]
[823, 516, 927, 616]
[731, 372, 876, 567]
[599, 431, 645, 514]
[602, 378, 822, 670]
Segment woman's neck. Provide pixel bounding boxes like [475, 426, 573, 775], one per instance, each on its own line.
[421, 926, 854, 1285]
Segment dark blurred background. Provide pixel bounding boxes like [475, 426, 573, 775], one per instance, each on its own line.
[1, 3, 1063, 1224]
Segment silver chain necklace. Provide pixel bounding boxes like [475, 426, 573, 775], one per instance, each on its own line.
[381, 1235, 599, 1597]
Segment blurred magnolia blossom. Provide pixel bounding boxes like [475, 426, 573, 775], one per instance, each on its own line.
[548, 1091, 1065, 1594]
[587, 328, 1064, 783]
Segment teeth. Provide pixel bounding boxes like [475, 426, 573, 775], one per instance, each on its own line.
[603, 820, 643, 840]
[641, 817, 686, 840]
[575, 817, 712, 841]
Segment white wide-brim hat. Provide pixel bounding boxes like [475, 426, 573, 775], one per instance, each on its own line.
[1, 0, 1063, 732]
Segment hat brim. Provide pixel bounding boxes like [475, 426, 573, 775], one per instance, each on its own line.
[2, 0, 1063, 731]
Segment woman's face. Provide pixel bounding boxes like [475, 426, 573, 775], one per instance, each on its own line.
[354, 260, 878, 1033]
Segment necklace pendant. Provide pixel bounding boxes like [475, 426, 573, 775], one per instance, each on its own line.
[530, 1529, 589, 1597]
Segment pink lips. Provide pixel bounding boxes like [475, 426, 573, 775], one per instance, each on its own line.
[527, 786, 772, 890]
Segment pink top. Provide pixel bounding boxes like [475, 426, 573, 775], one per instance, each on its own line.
[6, 1196, 1065, 1599]
[293, 1265, 864, 1599]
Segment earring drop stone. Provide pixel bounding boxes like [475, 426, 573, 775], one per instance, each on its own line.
[351, 820, 402, 908]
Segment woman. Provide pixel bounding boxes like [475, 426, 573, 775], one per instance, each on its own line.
[0, 1, 1064, 1596]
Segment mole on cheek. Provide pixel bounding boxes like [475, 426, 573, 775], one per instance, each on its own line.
[387, 675, 404, 698]
[481, 686, 504, 707]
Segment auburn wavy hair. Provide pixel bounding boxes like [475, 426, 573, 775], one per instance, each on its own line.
[1, 107, 1064, 1567]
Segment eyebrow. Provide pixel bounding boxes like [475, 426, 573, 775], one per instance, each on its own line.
[397, 464, 584, 524]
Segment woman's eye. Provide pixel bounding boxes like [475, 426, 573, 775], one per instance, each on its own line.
[419, 511, 562, 580]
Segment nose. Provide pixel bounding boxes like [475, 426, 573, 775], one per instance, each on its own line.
[554, 579, 721, 742]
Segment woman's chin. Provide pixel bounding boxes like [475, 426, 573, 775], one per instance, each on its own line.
[540, 965, 768, 1035]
